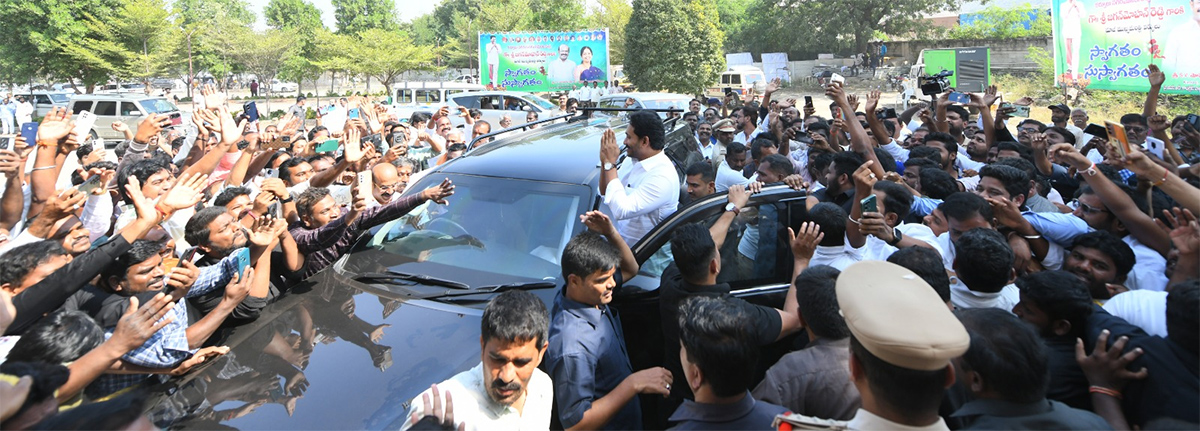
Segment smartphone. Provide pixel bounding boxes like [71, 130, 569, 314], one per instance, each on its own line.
[268, 201, 280, 218]
[348, 108, 360, 119]
[356, 170, 372, 198]
[243, 101, 259, 123]
[1145, 136, 1166, 159]
[263, 168, 279, 179]
[21, 122, 38, 145]
[832, 106, 842, 121]
[169, 112, 183, 126]
[999, 102, 1030, 118]
[0, 135, 11, 151]
[804, 96, 814, 108]
[1105, 121, 1132, 157]
[1187, 114, 1199, 129]
[1083, 123, 1108, 140]
[948, 92, 971, 105]
[233, 247, 251, 276]
[316, 138, 340, 153]
[831, 73, 845, 86]
[73, 111, 97, 138]
[180, 247, 198, 263]
[77, 174, 103, 194]
[860, 194, 878, 213]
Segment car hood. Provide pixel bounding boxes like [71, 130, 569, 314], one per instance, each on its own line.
[146, 271, 491, 430]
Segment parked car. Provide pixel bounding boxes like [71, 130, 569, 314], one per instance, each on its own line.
[445, 90, 561, 128]
[67, 94, 182, 143]
[19, 91, 73, 118]
[390, 81, 485, 124]
[143, 112, 806, 429]
[595, 92, 693, 119]
[270, 79, 299, 93]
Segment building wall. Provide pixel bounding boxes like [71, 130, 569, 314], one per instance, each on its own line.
[882, 36, 1053, 72]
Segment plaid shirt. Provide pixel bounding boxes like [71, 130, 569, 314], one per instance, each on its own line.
[89, 253, 240, 397]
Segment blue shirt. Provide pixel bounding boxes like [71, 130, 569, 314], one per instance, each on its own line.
[546, 289, 640, 429]
[668, 391, 787, 430]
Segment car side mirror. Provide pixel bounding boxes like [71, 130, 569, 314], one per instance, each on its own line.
[522, 105, 532, 111]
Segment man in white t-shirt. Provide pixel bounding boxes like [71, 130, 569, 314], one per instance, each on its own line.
[401, 291, 553, 431]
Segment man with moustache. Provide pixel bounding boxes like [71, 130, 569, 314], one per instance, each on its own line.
[401, 290, 554, 430]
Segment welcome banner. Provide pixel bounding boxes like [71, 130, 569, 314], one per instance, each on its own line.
[479, 29, 610, 93]
[1051, 0, 1199, 94]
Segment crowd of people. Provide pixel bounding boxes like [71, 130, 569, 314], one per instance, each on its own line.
[0, 57, 1196, 431]
[405, 67, 1197, 430]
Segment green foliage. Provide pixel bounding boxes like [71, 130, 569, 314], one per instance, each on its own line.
[586, 0, 632, 65]
[265, 0, 323, 31]
[333, 0, 398, 35]
[944, 4, 1051, 40]
[626, 0, 724, 95]
[731, 0, 960, 57]
[314, 29, 439, 88]
[0, 0, 123, 90]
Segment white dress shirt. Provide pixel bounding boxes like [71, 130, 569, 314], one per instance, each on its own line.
[547, 58, 577, 83]
[862, 223, 944, 262]
[400, 362, 553, 431]
[809, 238, 864, 271]
[1103, 290, 1168, 337]
[1122, 236, 1168, 292]
[602, 151, 678, 245]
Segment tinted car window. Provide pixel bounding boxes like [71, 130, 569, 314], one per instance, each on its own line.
[730, 74, 742, 85]
[368, 174, 590, 283]
[120, 102, 141, 116]
[396, 89, 413, 104]
[71, 101, 92, 114]
[49, 94, 70, 104]
[452, 95, 480, 109]
[93, 101, 117, 116]
[138, 98, 177, 114]
[416, 90, 441, 103]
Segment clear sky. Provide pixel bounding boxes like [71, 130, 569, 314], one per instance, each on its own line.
[243, 0, 439, 31]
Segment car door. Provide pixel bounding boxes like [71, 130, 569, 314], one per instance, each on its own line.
[116, 101, 145, 141]
[90, 100, 118, 140]
[613, 185, 808, 391]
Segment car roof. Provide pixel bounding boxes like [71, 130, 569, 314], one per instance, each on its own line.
[441, 116, 627, 186]
[451, 90, 540, 98]
[71, 94, 165, 100]
[601, 92, 691, 101]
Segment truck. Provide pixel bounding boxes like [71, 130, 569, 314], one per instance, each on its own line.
[909, 47, 992, 93]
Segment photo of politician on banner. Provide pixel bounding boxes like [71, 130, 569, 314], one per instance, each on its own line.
[479, 29, 610, 93]
[1051, 0, 1199, 94]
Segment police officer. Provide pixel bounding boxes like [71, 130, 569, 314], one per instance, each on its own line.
[774, 260, 970, 430]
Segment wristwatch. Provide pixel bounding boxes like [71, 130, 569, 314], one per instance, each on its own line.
[886, 227, 903, 246]
[725, 203, 741, 215]
[280, 195, 294, 204]
[602, 162, 615, 171]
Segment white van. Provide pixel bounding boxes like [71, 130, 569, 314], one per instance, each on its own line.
[390, 81, 485, 122]
[707, 66, 767, 98]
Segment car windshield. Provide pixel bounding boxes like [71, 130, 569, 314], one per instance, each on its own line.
[523, 95, 556, 111]
[139, 98, 178, 114]
[366, 174, 588, 284]
[48, 93, 70, 103]
[638, 98, 692, 111]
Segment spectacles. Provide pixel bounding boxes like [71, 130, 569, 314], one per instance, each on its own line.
[1125, 126, 1146, 133]
[1077, 201, 1110, 216]
[1018, 128, 1040, 134]
[377, 183, 400, 192]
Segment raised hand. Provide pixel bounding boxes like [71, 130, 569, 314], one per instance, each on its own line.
[421, 178, 455, 205]
[580, 210, 617, 236]
[224, 266, 253, 303]
[0, 150, 21, 175]
[1145, 64, 1165, 88]
[108, 294, 176, 352]
[37, 107, 74, 144]
[43, 187, 87, 220]
[985, 196, 1025, 230]
[164, 260, 199, 296]
[851, 160, 877, 196]
[202, 84, 226, 110]
[170, 345, 230, 376]
[1049, 143, 1090, 170]
[765, 77, 781, 95]
[865, 90, 881, 113]
[343, 127, 363, 164]
[788, 221, 824, 261]
[982, 84, 999, 107]
[1147, 114, 1169, 133]
[600, 128, 619, 165]
[111, 120, 130, 134]
[124, 177, 157, 223]
[1157, 208, 1198, 258]
[159, 172, 208, 211]
[134, 113, 172, 144]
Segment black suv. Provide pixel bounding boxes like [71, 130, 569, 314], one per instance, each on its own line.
[145, 113, 808, 430]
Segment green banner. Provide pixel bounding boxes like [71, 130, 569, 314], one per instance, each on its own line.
[479, 29, 610, 93]
[1051, 0, 1199, 94]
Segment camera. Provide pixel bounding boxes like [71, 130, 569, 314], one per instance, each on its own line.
[919, 70, 953, 96]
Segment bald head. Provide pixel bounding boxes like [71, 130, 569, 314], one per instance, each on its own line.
[372, 163, 400, 204]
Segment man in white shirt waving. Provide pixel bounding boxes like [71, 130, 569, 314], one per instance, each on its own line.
[599, 110, 679, 245]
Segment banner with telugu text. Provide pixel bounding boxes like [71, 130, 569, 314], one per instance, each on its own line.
[1051, 0, 1199, 94]
[479, 29, 610, 93]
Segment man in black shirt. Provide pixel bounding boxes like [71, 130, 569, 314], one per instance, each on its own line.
[809, 151, 862, 214]
[657, 186, 804, 413]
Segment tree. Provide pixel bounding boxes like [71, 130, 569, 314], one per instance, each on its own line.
[586, 0, 632, 64]
[0, 0, 123, 92]
[172, 0, 256, 91]
[352, 29, 438, 89]
[626, 0, 724, 95]
[266, 0, 325, 94]
[945, 4, 1052, 40]
[113, 0, 180, 91]
[528, 0, 586, 30]
[733, 0, 959, 58]
[481, 0, 533, 32]
[265, 0, 323, 31]
[225, 27, 299, 111]
[333, 0, 398, 35]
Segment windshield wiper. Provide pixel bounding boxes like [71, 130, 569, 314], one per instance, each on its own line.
[421, 281, 558, 300]
[355, 270, 470, 290]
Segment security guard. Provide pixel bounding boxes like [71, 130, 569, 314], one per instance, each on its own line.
[774, 260, 970, 430]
